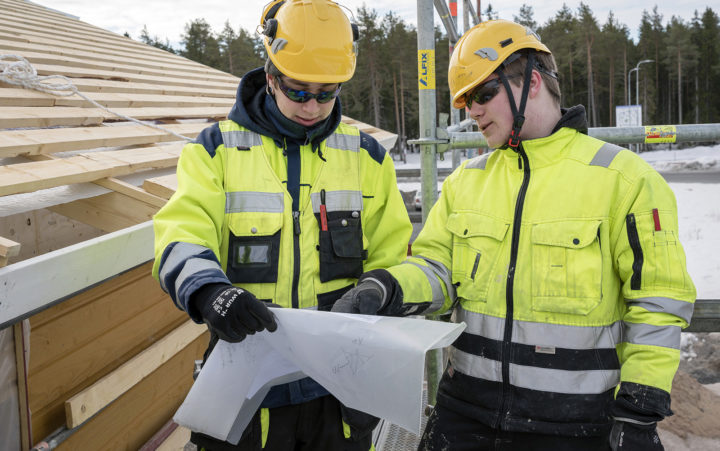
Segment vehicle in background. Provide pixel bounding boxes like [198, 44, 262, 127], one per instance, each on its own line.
[413, 190, 440, 211]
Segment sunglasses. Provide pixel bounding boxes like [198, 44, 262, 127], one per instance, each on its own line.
[275, 77, 342, 104]
[465, 74, 520, 108]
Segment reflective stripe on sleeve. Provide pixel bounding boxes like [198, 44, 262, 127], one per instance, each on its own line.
[623, 321, 682, 349]
[402, 260, 445, 310]
[226, 192, 285, 213]
[175, 257, 224, 297]
[589, 142, 623, 168]
[626, 297, 695, 324]
[159, 242, 213, 292]
[415, 256, 456, 302]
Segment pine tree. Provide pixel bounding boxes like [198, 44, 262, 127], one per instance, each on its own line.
[181, 19, 222, 69]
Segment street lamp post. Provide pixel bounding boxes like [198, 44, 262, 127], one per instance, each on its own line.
[635, 59, 654, 111]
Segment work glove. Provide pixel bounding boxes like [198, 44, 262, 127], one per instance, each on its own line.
[331, 269, 396, 315]
[192, 283, 277, 343]
[609, 419, 664, 450]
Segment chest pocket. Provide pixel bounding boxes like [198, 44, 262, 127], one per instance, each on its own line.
[446, 213, 509, 302]
[317, 211, 366, 283]
[531, 220, 603, 315]
[226, 214, 282, 284]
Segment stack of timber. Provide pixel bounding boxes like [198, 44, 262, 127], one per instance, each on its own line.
[0, 0, 397, 449]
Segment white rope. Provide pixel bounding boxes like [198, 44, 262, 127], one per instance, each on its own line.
[0, 54, 194, 142]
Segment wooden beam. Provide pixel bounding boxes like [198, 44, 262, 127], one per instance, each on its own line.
[13, 322, 32, 451]
[93, 178, 168, 208]
[64, 320, 206, 428]
[157, 426, 191, 451]
[0, 144, 183, 196]
[0, 220, 153, 330]
[49, 192, 159, 232]
[0, 236, 21, 258]
[0, 106, 228, 128]
[142, 175, 178, 200]
[0, 123, 200, 158]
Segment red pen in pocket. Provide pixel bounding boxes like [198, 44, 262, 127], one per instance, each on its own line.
[320, 189, 328, 231]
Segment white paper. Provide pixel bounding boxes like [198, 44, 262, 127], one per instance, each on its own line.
[174, 309, 465, 444]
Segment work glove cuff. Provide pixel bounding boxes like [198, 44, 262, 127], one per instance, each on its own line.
[357, 269, 402, 315]
[189, 282, 232, 323]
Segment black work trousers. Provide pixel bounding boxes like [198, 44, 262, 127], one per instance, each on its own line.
[418, 403, 610, 451]
[192, 395, 374, 451]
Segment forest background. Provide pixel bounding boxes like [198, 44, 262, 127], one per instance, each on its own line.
[136, 2, 720, 147]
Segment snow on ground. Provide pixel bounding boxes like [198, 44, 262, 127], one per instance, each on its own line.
[393, 144, 720, 299]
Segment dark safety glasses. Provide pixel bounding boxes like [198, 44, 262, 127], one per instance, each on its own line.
[465, 74, 519, 108]
[275, 77, 342, 104]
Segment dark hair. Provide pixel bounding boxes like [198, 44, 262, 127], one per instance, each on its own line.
[502, 51, 561, 106]
[264, 58, 283, 78]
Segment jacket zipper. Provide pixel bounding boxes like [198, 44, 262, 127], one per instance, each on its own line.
[291, 210, 301, 309]
[626, 213, 643, 290]
[498, 147, 531, 430]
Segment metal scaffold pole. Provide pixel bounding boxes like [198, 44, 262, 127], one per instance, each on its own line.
[416, 0, 443, 409]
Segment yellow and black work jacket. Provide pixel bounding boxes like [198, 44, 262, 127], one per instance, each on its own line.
[153, 118, 411, 313]
[387, 107, 695, 436]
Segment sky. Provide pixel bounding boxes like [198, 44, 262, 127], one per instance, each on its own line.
[36, 1, 715, 49]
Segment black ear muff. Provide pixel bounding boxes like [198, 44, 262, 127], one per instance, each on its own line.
[263, 18, 278, 39]
[351, 23, 359, 41]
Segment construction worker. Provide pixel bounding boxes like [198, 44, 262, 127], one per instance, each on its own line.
[152, 1, 411, 449]
[333, 19, 696, 450]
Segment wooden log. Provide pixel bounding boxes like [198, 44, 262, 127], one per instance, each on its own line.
[0, 236, 21, 258]
[142, 175, 178, 200]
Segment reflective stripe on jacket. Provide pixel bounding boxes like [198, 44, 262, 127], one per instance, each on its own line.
[388, 127, 696, 435]
[153, 119, 412, 315]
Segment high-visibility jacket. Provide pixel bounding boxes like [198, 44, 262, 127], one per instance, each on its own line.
[388, 126, 695, 436]
[153, 119, 411, 318]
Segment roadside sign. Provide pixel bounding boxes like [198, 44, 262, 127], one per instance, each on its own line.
[616, 105, 642, 127]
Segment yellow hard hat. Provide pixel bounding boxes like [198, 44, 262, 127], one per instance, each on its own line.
[260, 0, 358, 83]
[449, 19, 551, 109]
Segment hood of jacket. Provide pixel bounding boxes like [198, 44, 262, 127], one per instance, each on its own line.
[227, 67, 342, 152]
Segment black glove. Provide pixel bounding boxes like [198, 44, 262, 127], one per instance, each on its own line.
[609, 419, 663, 450]
[192, 284, 277, 342]
[331, 269, 397, 315]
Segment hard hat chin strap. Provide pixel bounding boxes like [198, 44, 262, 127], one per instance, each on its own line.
[498, 52, 536, 150]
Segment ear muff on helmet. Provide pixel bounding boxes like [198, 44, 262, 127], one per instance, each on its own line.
[260, 0, 357, 83]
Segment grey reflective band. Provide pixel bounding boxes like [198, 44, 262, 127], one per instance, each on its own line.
[226, 192, 285, 213]
[160, 242, 213, 292]
[311, 190, 363, 212]
[402, 260, 445, 311]
[175, 257, 224, 300]
[450, 347, 620, 395]
[590, 142, 624, 168]
[627, 297, 695, 324]
[456, 305, 622, 349]
[466, 152, 491, 169]
[221, 130, 263, 148]
[415, 256, 456, 302]
[325, 133, 360, 151]
[623, 321, 682, 349]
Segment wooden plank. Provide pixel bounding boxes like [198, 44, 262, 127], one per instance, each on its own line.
[142, 175, 178, 200]
[157, 426, 191, 451]
[49, 192, 159, 232]
[0, 236, 21, 258]
[29, 62, 238, 91]
[18, 50, 239, 85]
[0, 221, 154, 330]
[25, 263, 189, 443]
[13, 321, 31, 450]
[61, 78, 234, 98]
[65, 320, 206, 428]
[93, 178, 168, 208]
[55, 335, 207, 450]
[0, 144, 183, 196]
[0, 87, 235, 109]
[0, 123, 201, 157]
[0, 37, 238, 79]
[0, 106, 227, 129]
